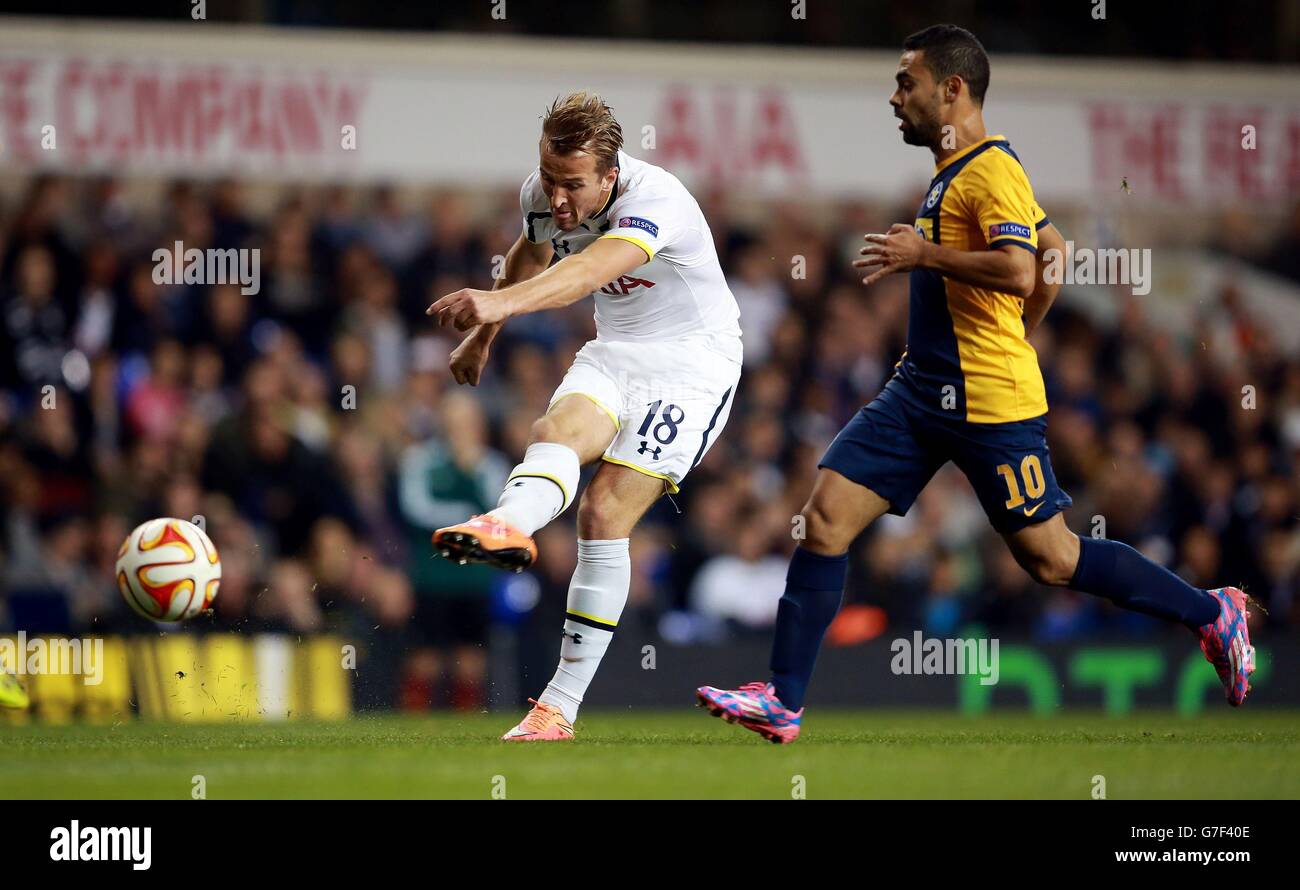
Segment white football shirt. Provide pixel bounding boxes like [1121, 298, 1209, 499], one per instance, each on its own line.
[520, 150, 742, 351]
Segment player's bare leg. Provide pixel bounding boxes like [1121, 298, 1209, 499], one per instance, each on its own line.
[698, 468, 889, 742]
[503, 462, 664, 740]
[794, 468, 892, 556]
[1003, 513, 1255, 705]
[433, 393, 616, 571]
[999, 513, 1079, 587]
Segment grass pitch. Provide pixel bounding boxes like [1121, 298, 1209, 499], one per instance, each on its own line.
[3, 709, 1298, 799]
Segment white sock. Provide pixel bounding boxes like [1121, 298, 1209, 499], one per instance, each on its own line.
[539, 538, 630, 722]
[488, 442, 581, 536]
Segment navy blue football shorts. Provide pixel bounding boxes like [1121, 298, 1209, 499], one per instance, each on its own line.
[819, 378, 1072, 534]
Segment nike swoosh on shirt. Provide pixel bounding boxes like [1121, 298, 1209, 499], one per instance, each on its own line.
[1022, 502, 1044, 517]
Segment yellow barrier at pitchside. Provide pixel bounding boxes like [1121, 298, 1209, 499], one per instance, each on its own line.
[0, 634, 350, 724]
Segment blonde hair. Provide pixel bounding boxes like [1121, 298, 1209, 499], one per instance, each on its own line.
[540, 91, 623, 172]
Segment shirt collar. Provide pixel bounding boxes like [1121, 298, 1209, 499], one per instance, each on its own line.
[935, 135, 1003, 174]
[591, 150, 624, 219]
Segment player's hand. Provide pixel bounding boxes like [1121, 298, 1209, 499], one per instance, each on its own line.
[448, 331, 491, 386]
[854, 224, 928, 286]
[426, 288, 510, 331]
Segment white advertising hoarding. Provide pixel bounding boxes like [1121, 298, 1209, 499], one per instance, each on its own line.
[0, 19, 1296, 205]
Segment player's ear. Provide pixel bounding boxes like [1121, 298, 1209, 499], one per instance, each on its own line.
[944, 75, 962, 102]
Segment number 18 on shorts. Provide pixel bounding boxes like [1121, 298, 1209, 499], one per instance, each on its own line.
[548, 337, 742, 494]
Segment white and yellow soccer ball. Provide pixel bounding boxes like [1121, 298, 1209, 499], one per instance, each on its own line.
[115, 518, 221, 622]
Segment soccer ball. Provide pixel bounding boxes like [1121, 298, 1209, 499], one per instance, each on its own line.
[115, 518, 221, 622]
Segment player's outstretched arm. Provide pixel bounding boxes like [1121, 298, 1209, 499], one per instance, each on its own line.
[855, 223, 1035, 298]
[468, 232, 554, 341]
[443, 231, 552, 386]
[428, 236, 647, 331]
[499, 230, 557, 289]
[1023, 222, 1067, 335]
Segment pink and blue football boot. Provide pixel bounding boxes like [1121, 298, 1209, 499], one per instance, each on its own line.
[696, 681, 802, 744]
[1196, 587, 1256, 707]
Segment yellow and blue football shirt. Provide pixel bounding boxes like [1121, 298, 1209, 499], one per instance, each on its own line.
[819, 136, 1071, 531]
[897, 135, 1048, 424]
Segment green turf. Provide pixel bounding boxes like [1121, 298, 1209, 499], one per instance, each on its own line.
[2, 709, 1298, 799]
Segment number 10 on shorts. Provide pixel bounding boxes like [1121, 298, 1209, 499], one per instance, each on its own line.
[997, 455, 1045, 509]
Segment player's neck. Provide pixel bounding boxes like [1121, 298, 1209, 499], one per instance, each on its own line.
[931, 116, 987, 167]
[587, 179, 618, 222]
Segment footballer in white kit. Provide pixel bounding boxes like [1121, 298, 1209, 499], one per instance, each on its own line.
[427, 92, 741, 741]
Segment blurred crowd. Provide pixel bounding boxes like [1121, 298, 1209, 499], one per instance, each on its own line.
[1, 175, 1298, 710]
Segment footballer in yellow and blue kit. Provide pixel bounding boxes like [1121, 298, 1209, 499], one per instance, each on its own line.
[819, 135, 1071, 532]
[698, 23, 1250, 740]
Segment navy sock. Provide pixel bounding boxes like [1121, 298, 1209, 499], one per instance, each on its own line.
[1070, 536, 1219, 629]
[768, 546, 848, 711]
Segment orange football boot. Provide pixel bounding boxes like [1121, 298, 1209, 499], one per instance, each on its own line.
[501, 698, 575, 741]
[433, 514, 538, 572]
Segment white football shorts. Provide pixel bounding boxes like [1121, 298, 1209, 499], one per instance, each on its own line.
[548, 334, 742, 493]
